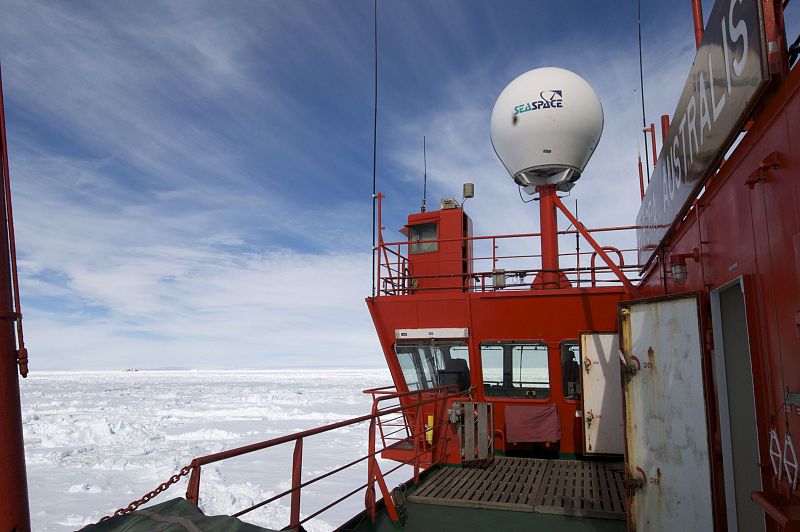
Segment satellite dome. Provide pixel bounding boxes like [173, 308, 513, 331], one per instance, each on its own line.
[490, 67, 603, 193]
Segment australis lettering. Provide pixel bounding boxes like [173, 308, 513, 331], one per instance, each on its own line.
[514, 90, 563, 115]
[636, 0, 767, 266]
[659, 0, 747, 216]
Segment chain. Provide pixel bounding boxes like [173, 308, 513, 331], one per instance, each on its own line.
[98, 464, 194, 522]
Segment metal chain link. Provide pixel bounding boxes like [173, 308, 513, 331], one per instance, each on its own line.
[98, 464, 194, 522]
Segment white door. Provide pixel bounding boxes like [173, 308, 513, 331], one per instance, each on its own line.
[620, 295, 714, 531]
[580, 332, 624, 455]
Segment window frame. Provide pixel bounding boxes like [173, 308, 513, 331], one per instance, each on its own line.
[408, 222, 439, 254]
[560, 340, 581, 403]
[479, 339, 552, 401]
[393, 340, 471, 392]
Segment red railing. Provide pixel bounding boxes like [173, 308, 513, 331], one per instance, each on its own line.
[179, 385, 460, 531]
[375, 229, 641, 295]
[372, 195, 641, 296]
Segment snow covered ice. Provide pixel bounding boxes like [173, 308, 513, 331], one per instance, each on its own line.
[21, 369, 401, 531]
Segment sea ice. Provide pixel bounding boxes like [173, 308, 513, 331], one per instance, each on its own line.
[21, 369, 402, 532]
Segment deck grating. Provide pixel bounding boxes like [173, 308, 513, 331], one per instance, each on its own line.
[531, 460, 626, 520]
[408, 457, 625, 520]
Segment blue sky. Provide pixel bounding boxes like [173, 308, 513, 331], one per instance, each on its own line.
[0, 1, 710, 369]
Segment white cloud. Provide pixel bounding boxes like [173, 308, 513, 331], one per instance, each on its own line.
[0, 1, 700, 370]
[381, 26, 697, 276]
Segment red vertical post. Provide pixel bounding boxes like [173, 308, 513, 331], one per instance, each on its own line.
[0, 67, 30, 532]
[649, 122, 658, 165]
[538, 185, 560, 288]
[660, 114, 670, 143]
[290, 438, 303, 531]
[366, 416, 376, 521]
[185, 465, 201, 505]
[692, 0, 704, 49]
[637, 155, 645, 200]
[375, 193, 384, 294]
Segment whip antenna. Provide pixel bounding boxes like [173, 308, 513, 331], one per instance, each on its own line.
[636, 0, 651, 183]
[421, 136, 427, 212]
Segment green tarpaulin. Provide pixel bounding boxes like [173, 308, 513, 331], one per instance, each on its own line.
[81, 498, 277, 532]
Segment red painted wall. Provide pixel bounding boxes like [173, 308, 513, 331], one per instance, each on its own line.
[367, 287, 625, 456]
[638, 64, 800, 529]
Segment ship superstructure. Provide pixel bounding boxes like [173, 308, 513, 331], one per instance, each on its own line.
[1, 0, 799, 531]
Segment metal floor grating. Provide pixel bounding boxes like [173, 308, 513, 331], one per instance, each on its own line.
[408, 457, 625, 520]
[531, 459, 626, 520]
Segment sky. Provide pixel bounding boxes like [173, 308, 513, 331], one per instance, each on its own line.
[0, 0, 728, 369]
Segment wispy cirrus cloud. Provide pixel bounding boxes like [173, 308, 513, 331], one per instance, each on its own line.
[0, 0, 698, 369]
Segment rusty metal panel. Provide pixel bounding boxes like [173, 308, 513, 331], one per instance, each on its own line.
[477, 402, 489, 460]
[580, 333, 624, 455]
[620, 295, 713, 531]
[464, 402, 475, 462]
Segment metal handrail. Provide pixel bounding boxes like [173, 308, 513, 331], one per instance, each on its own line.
[371, 193, 641, 295]
[183, 385, 461, 530]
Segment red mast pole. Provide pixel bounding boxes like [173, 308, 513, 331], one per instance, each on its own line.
[538, 184, 560, 288]
[0, 66, 31, 531]
[692, 0, 704, 49]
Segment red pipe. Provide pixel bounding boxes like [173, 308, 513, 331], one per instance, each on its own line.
[0, 66, 30, 531]
[649, 122, 658, 165]
[660, 114, 670, 143]
[538, 185, 560, 288]
[637, 155, 645, 200]
[692, 0, 704, 49]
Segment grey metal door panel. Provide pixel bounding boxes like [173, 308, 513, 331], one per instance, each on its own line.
[580, 332, 624, 455]
[620, 295, 714, 531]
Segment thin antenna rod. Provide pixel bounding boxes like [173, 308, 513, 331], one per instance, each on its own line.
[636, 0, 651, 183]
[421, 136, 427, 212]
[370, 0, 378, 297]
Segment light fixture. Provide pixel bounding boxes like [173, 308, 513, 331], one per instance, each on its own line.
[670, 261, 688, 285]
[668, 248, 701, 285]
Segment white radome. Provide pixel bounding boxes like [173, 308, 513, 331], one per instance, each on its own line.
[490, 67, 604, 193]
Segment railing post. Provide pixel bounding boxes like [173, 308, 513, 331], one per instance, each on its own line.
[376, 244, 382, 295]
[376, 193, 384, 295]
[186, 464, 201, 505]
[366, 410, 377, 521]
[290, 438, 303, 531]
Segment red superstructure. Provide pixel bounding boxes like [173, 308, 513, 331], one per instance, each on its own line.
[634, 28, 800, 532]
[366, 0, 800, 530]
[369, 194, 637, 460]
[0, 0, 799, 531]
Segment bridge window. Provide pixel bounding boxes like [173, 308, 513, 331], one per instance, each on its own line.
[409, 222, 438, 254]
[561, 341, 580, 400]
[481, 341, 550, 399]
[394, 341, 470, 391]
